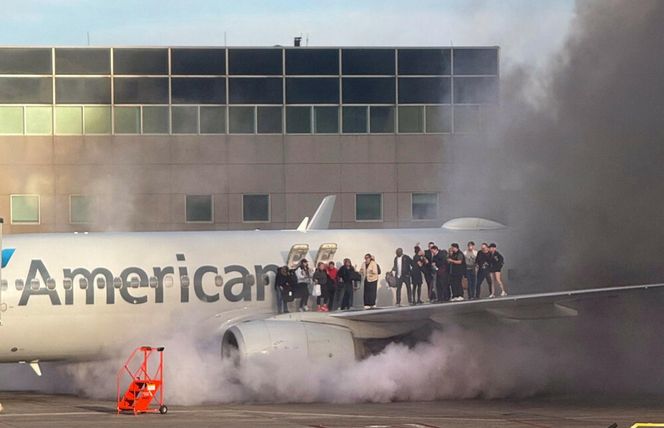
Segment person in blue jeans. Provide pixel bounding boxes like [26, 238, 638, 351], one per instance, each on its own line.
[464, 241, 478, 300]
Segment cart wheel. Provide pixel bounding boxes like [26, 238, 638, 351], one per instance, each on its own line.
[159, 405, 168, 415]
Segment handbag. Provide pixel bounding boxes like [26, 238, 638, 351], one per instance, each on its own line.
[312, 283, 322, 297]
[385, 272, 397, 288]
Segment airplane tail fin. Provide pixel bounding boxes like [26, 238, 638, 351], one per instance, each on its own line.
[306, 195, 336, 231]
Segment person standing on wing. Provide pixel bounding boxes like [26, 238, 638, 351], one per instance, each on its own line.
[488, 243, 507, 297]
[464, 241, 478, 300]
[391, 248, 413, 306]
[360, 253, 379, 309]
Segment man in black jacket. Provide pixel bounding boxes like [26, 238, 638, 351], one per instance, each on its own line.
[431, 245, 450, 302]
[424, 242, 436, 301]
[391, 248, 413, 306]
[447, 243, 466, 301]
[475, 242, 493, 299]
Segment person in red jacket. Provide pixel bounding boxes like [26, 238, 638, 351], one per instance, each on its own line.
[326, 261, 339, 311]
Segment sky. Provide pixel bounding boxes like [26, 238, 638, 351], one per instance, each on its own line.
[0, 0, 576, 71]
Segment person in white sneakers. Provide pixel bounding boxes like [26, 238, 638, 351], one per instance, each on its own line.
[488, 243, 507, 297]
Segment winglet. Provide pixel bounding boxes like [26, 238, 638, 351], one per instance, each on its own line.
[307, 195, 336, 230]
[296, 216, 309, 232]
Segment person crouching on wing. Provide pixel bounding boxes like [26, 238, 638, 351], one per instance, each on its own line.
[360, 253, 379, 309]
[295, 259, 312, 311]
[313, 262, 330, 312]
[488, 243, 507, 297]
[275, 265, 291, 313]
[326, 261, 338, 311]
[337, 258, 357, 310]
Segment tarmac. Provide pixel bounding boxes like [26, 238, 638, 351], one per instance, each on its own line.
[0, 392, 663, 427]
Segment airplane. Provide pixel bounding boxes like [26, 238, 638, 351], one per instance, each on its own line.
[0, 195, 663, 377]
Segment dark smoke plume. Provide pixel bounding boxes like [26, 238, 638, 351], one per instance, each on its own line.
[449, 0, 664, 291]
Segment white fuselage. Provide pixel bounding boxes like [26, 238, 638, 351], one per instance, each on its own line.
[0, 228, 509, 362]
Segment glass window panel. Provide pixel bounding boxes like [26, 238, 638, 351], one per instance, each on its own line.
[355, 194, 382, 221]
[454, 105, 481, 133]
[0, 77, 52, 104]
[11, 195, 40, 224]
[142, 106, 170, 134]
[243, 194, 270, 222]
[84, 106, 111, 134]
[113, 48, 168, 74]
[342, 49, 395, 75]
[286, 77, 339, 104]
[172, 106, 198, 134]
[314, 106, 338, 133]
[0, 107, 24, 134]
[186, 195, 213, 223]
[171, 77, 226, 104]
[286, 106, 311, 134]
[412, 193, 437, 220]
[342, 77, 395, 104]
[398, 106, 424, 133]
[55, 106, 83, 135]
[114, 77, 169, 104]
[453, 48, 499, 75]
[453, 77, 498, 104]
[425, 106, 452, 133]
[285, 49, 339, 75]
[369, 106, 394, 133]
[171, 48, 226, 75]
[398, 77, 451, 104]
[200, 106, 226, 134]
[25, 106, 52, 135]
[56, 77, 111, 104]
[342, 106, 367, 133]
[228, 49, 282, 75]
[228, 106, 255, 134]
[0, 48, 51, 74]
[257, 106, 282, 134]
[398, 49, 451, 75]
[70, 195, 93, 224]
[55, 48, 110, 74]
[228, 78, 283, 104]
[114, 106, 140, 134]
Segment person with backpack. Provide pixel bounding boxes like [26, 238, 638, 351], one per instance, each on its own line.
[360, 253, 379, 309]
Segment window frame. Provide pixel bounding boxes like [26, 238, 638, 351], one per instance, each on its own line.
[184, 194, 214, 224]
[10, 194, 41, 225]
[354, 193, 383, 222]
[411, 192, 439, 221]
[69, 194, 94, 225]
[242, 194, 271, 223]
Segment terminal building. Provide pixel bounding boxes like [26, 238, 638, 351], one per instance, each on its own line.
[0, 45, 498, 234]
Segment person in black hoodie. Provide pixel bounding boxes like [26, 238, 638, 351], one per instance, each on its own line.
[424, 242, 436, 301]
[447, 243, 466, 301]
[275, 265, 291, 313]
[431, 245, 449, 302]
[488, 243, 507, 297]
[337, 258, 358, 310]
[411, 246, 426, 304]
[475, 242, 493, 299]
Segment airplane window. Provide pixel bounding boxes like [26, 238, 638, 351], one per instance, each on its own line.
[30, 279, 40, 290]
[63, 278, 73, 290]
[15, 279, 24, 291]
[149, 276, 158, 288]
[130, 276, 140, 288]
[180, 276, 190, 288]
[79, 278, 88, 289]
[164, 276, 174, 288]
[46, 278, 56, 290]
[96, 277, 105, 289]
[113, 277, 123, 289]
[214, 275, 223, 287]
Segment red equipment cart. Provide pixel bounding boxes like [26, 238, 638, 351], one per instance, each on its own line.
[116, 346, 167, 415]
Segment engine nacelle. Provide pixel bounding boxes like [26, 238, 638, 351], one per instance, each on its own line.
[221, 320, 357, 363]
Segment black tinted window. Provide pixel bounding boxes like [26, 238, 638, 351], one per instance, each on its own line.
[55, 48, 110, 74]
[398, 77, 451, 104]
[0, 77, 52, 103]
[286, 78, 338, 104]
[171, 78, 226, 104]
[0, 48, 51, 74]
[454, 77, 498, 104]
[453, 48, 498, 75]
[114, 78, 169, 104]
[228, 49, 282, 75]
[342, 49, 394, 75]
[398, 49, 450, 75]
[113, 48, 168, 75]
[228, 78, 283, 104]
[342, 78, 395, 104]
[171, 49, 226, 75]
[285, 49, 338, 75]
[56, 78, 111, 104]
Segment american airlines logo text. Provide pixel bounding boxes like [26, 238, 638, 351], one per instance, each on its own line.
[16, 254, 278, 306]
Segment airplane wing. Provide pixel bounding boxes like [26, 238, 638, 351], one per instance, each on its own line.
[328, 283, 664, 323]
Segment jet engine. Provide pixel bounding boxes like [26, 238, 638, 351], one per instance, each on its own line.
[221, 320, 357, 363]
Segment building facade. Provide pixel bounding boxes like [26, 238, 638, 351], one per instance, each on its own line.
[0, 46, 498, 234]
